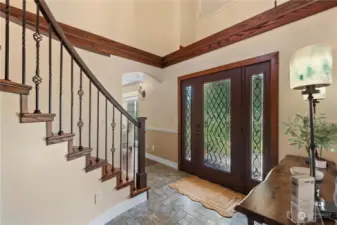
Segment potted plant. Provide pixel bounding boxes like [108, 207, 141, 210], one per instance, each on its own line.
[283, 113, 337, 167]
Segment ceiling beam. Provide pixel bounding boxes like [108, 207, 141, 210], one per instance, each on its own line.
[1, 0, 337, 69]
[163, 0, 337, 67]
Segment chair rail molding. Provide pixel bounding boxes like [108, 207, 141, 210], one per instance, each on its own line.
[146, 127, 178, 134]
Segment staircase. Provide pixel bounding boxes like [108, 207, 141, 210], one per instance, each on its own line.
[0, 0, 149, 203]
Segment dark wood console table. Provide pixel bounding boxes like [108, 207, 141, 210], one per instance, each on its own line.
[235, 155, 337, 225]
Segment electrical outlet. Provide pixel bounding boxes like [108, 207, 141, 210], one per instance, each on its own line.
[94, 192, 102, 205]
[146, 144, 148, 149]
[152, 145, 155, 151]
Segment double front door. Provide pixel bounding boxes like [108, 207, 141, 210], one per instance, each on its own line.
[180, 61, 273, 194]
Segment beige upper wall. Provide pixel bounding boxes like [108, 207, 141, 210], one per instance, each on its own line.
[179, 0, 291, 45]
[5, 0, 295, 56]
[6, 0, 180, 56]
[196, 0, 274, 40]
[144, 7, 337, 163]
[0, 1, 161, 223]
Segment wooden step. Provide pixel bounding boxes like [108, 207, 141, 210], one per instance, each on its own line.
[20, 113, 56, 123]
[130, 186, 150, 198]
[116, 179, 134, 190]
[85, 156, 106, 173]
[0, 79, 32, 95]
[101, 164, 121, 182]
[67, 146, 92, 161]
[46, 133, 75, 145]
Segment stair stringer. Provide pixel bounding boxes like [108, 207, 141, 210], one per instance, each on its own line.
[1, 93, 131, 225]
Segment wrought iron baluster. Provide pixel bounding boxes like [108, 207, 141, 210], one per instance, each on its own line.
[4, 0, 10, 80]
[133, 124, 136, 190]
[89, 81, 92, 149]
[111, 107, 116, 171]
[70, 59, 74, 133]
[33, 6, 43, 113]
[77, 70, 84, 150]
[126, 120, 130, 181]
[105, 99, 108, 167]
[48, 24, 52, 113]
[22, 0, 26, 84]
[58, 43, 63, 135]
[96, 90, 100, 162]
[120, 112, 123, 182]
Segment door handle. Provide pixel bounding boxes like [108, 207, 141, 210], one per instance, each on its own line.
[195, 131, 202, 135]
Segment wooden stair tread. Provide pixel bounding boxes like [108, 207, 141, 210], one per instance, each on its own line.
[0, 79, 32, 95]
[130, 186, 150, 198]
[101, 164, 121, 182]
[67, 146, 92, 161]
[85, 156, 106, 173]
[116, 179, 134, 190]
[20, 113, 56, 123]
[46, 133, 75, 145]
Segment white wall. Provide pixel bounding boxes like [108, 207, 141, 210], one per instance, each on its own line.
[146, 7, 337, 162]
[0, 2, 161, 224]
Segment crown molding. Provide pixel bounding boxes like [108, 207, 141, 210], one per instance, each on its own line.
[1, 0, 336, 69]
[163, 0, 337, 67]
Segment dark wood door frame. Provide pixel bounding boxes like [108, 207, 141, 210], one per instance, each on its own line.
[177, 52, 279, 174]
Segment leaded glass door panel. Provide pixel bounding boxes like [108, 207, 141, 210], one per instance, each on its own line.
[243, 61, 271, 193]
[179, 60, 273, 194]
[194, 68, 245, 193]
[180, 79, 199, 175]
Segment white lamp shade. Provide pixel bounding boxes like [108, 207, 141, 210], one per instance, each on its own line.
[290, 44, 333, 90]
[303, 87, 326, 100]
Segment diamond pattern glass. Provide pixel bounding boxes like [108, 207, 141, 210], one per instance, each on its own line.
[203, 79, 231, 172]
[184, 86, 192, 161]
[251, 73, 264, 181]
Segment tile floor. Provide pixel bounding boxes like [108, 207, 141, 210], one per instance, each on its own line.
[106, 163, 235, 225]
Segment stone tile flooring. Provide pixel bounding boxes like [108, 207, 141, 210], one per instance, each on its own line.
[106, 163, 233, 225]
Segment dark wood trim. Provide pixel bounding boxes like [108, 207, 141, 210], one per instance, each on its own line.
[178, 52, 278, 81]
[84, 156, 106, 173]
[20, 113, 56, 123]
[0, 3, 163, 68]
[130, 186, 150, 198]
[46, 133, 75, 145]
[2, 1, 336, 69]
[177, 52, 279, 173]
[67, 147, 92, 161]
[116, 179, 134, 190]
[177, 78, 182, 171]
[270, 54, 279, 168]
[0, 80, 32, 95]
[164, 0, 337, 67]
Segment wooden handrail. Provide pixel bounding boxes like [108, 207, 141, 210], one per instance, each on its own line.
[35, 0, 139, 126]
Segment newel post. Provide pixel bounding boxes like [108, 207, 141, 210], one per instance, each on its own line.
[136, 117, 147, 189]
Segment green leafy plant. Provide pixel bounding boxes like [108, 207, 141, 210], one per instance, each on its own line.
[283, 114, 337, 159]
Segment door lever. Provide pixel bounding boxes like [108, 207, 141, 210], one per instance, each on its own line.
[195, 131, 202, 135]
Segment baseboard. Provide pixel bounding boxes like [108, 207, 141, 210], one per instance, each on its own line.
[89, 192, 147, 225]
[146, 153, 178, 170]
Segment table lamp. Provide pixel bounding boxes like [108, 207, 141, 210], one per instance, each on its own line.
[290, 44, 333, 192]
[302, 87, 326, 115]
